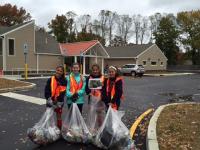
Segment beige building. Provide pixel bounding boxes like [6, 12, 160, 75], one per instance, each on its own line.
[0, 20, 63, 74]
[105, 44, 167, 70]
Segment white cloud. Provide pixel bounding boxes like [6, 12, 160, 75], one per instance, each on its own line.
[1, 0, 200, 28]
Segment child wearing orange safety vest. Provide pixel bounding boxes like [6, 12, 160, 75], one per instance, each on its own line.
[66, 63, 86, 113]
[45, 66, 67, 129]
[86, 64, 104, 103]
[102, 66, 124, 110]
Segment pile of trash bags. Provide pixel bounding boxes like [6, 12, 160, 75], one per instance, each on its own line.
[27, 108, 60, 145]
[94, 106, 136, 150]
[61, 103, 92, 144]
[27, 101, 136, 149]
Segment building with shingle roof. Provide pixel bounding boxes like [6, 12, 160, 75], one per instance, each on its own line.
[0, 20, 63, 74]
[104, 44, 167, 70]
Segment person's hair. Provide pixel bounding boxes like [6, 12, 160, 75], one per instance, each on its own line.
[56, 65, 65, 78]
[109, 65, 120, 77]
[72, 62, 80, 68]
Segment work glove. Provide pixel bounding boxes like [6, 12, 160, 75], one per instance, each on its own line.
[71, 93, 79, 103]
[46, 97, 58, 108]
[46, 98, 53, 107]
[57, 101, 64, 108]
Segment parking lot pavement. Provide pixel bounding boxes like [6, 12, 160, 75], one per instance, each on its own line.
[0, 74, 199, 149]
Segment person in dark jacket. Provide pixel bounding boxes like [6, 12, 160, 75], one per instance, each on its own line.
[85, 64, 104, 104]
[45, 66, 67, 129]
[102, 66, 123, 110]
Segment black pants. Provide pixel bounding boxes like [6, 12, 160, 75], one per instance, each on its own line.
[68, 103, 83, 114]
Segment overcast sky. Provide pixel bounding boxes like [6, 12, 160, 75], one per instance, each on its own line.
[1, 0, 200, 28]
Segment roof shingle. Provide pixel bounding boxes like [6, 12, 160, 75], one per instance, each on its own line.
[59, 40, 98, 56]
[35, 30, 60, 54]
[105, 44, 154, 58]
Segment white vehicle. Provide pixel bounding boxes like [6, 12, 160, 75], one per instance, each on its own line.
[119, 64, 145, 77]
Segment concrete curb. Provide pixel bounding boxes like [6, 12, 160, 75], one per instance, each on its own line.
[0, 79, 36, 93]
[146, 102, 198, 150]
[144, 72, 195, 77]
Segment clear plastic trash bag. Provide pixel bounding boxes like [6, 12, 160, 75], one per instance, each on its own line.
[94, 106, 136, 150]
[27, 108, 60, 145]
[61, 103, 92, 144]
[86, 96, 106, 138]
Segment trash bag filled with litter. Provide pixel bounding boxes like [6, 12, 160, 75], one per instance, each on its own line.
[86, 96, 106, 138]
[62, 103, 92, 144]
[27, 108, 60, 145]
[94, 106, 136, 150]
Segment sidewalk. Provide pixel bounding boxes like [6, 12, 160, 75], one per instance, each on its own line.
[144, 72, 195, 77]
[1, 75, 51, 80]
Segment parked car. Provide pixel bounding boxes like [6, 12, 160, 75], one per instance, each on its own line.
[119, 64, 145, 77]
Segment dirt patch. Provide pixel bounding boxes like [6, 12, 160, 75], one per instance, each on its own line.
[0, 78, 30, 89]
[157, 104, 200, 150]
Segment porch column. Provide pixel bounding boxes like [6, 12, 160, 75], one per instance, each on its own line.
[101, 58, 104, 75]
[2, 37, 6, 71]
[36, 54, 39, 74]
[74, 56, 77, 63]
[83, 56, 86, 75]
[95, 57, 97, 63]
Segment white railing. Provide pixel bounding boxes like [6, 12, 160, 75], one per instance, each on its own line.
[11, 68, 55, 76]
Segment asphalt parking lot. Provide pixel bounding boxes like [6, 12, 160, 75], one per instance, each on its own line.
[0, 74, 200, 150]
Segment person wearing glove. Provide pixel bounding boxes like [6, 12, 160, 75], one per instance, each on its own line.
[66, 63, 86, 113]
[102, 66, 124, 110]
[45, 66, 67, 129]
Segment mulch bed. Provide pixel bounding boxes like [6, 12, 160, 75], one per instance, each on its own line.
[0, 78, 30, 89]
[157, 103, 200, 150]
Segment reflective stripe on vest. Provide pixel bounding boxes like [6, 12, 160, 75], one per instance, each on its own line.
[90, 75, 104, 98]
[106, 77, 124, 100]
[51, 76, 66, 100]
[70, 73, 83, 95]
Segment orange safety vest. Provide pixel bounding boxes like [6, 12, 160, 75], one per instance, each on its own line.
[90, 75, 104, 98]
[106, 77, 124, 110]
[69, 73, 83, 95]
[51, 76, 66, 101]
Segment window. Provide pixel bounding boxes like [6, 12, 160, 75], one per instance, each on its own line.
[160, 62, 163, 66]
[143, 61, 146, 66]
[128, 65, 135, 68]
[151, 61, 157, 66]
[8, 39, 15, 55]
[0, 38, 2, 55]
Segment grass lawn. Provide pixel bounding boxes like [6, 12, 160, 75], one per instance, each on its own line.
[0, 78, 30, 89]
[157, 103, 200, 150]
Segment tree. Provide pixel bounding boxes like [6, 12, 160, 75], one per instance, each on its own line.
[99, 10, 109, 39]
[116, 15, 132, 45]
[48, 15, 69, 43]
[92, 19, 101, 35]
[0, 3, 31, 26]
[78, 14, 91, 32]
[133, 14, 141, 44]
[76, 31, 105, 45]
[177, 10, 200, 65]
[149, 13, 162, 43]
[140, 17, 148, 44]
[65, 11, 77, 35]
[154, 16, 179, 65]
[107, 11, 118, 45]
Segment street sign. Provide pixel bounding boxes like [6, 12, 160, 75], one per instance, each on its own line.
[24, 43, 28, 54]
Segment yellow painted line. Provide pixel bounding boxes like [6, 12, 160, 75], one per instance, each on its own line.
[130, 108, 154, 138]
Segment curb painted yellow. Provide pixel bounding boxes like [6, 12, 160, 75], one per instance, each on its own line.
[130, 108, 154, 139]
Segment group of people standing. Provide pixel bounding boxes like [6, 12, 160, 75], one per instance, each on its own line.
[44, 63, 124, 129]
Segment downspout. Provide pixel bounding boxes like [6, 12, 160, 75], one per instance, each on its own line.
[36, 54, 39, 74]
[1, 36, 6, 71]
